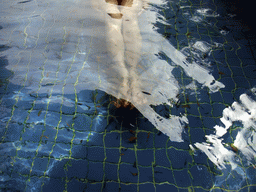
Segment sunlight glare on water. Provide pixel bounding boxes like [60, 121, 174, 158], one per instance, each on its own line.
[0, 0, 256, 191]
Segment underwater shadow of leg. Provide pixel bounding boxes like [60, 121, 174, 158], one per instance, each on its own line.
[109, 97, 141, 129]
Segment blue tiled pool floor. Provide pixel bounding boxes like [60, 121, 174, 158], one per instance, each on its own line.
[0, 0, 256, 191]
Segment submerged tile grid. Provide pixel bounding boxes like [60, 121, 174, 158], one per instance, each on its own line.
[0, 0, 255, 191]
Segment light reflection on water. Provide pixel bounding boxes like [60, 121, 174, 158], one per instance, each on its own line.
[0, 0, 256, 191]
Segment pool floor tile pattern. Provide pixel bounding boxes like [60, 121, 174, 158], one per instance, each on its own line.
[0, 0, 256, 191]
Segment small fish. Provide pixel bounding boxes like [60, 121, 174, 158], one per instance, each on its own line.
[67, 122, 70, 127]
[197, 101, 200, 106]
[120, 153, 124, 156]
[40, 135, 48, 140]
[202, 52, 207, 58]
[131, 172, 138, 176]
[218, 71, 225, 75]
[128, 136, 137, 142]
[182, 105, 190, 108]
[230, 143, 238, 152]
[186, 32, 191, 38]
[146, 132, 150, 142]
[175, 102, 180, 108]
[142, 91, 151, 95]
[38, 109, 42, 116]
[129, 130, 135, 134]
[18, 0, 32, 4]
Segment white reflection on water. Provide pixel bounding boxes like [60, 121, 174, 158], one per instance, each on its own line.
[0, 0, 224, 143]
[195, 89, 256, 170]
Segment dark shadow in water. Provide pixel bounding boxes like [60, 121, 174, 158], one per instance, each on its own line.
[108, 96, 141, 130]
[215, 0, 256, 38]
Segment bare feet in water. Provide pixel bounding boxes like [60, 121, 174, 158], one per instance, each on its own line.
[110, 98, 135, 110]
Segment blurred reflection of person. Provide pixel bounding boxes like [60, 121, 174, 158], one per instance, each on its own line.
[104, 0, 148, 105]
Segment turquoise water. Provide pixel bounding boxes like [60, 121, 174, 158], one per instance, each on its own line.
[0, 0, 256, 191]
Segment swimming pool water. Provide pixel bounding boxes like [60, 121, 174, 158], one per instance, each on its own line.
[0, 0, 256, 191]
